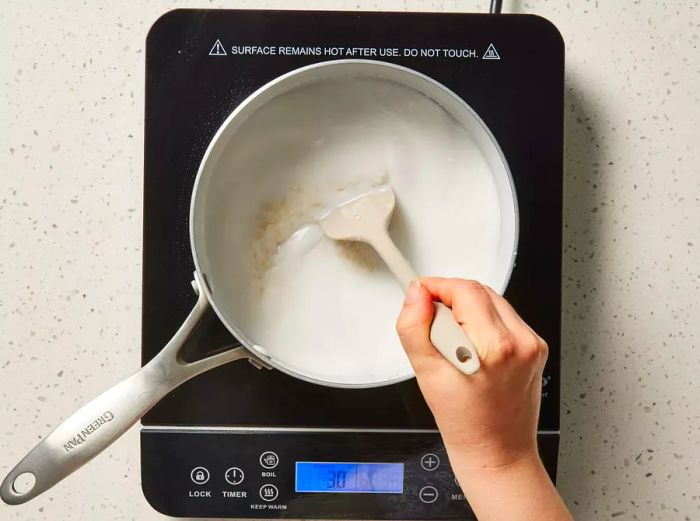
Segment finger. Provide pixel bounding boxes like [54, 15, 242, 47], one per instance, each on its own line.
[419, 277, 510, 362]
[396, 281, 437, 360]
[482, 286, 548, 362]
[418, 277, 468, 308]
[480, 286, 532, 334]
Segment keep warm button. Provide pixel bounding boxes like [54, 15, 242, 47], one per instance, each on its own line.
[260, 484, 279, 502]
[419, 486, 438, 504]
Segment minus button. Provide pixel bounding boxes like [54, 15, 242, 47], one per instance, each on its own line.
[419, 486, 438, 504]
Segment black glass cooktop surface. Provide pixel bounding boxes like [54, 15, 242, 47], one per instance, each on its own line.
[141, 9, 563, 431]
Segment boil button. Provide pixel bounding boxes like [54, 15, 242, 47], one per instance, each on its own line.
[260, 451, 279, 469]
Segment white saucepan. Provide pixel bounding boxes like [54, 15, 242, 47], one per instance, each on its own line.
[1, 60, 518, 505]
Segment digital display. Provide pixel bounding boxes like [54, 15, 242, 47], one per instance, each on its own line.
[295, 462, 404, 494]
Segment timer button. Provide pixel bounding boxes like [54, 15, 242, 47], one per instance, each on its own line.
[260, 483, 279, 502]
[421, 453, 440, 471]
[224, 467, 245, 486]
[419, 485, 439, 504]
[260, 451, 279, 469]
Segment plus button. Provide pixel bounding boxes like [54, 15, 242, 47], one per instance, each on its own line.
[421, 453, 440, 471]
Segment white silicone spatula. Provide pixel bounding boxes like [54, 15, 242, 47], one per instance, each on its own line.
[319, 186, 480, 375]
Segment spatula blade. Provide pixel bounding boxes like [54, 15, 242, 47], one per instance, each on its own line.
[319, 186, 396, 242]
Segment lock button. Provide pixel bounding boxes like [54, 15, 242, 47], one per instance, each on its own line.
[190, 466, 210, 485]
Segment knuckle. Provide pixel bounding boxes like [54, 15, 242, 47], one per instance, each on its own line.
[493, 329, 516, 360]
[395, 323, 412, 342]
[396, 318, 425, 342]
[521, 334, 548, 362]
[456, 279, 484, 293]
[395, 315, 409, 335]
[481, 284, 496, 295]
[395, 308, 414, 332]
[451, 280, 489, 324]
[523, 334, 542, 355]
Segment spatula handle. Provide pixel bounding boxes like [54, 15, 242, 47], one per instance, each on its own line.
[369, 231, 419, 291]
[430, 302, 481, 375]
[369, 232, 481, 375]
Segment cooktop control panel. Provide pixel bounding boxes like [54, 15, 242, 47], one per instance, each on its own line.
[141, 430, 558, 519]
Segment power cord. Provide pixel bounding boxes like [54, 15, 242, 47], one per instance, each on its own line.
[489, 0, 503, 13]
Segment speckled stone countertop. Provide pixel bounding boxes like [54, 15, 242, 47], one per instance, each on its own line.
[1, 1, 699, 520]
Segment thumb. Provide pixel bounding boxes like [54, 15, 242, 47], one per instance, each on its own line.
[396, 280, 436, 359]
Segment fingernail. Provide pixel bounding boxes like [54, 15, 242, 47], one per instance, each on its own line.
[405, 280, 422, 303]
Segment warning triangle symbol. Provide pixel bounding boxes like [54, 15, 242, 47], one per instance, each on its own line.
[209, 39, 227, 56]
[482, 43, 500, 60]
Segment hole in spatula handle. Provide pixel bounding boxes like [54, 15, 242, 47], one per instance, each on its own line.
[455, 346, 472, 363]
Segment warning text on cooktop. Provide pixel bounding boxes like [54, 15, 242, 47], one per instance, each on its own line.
[207, 40, 501, 60]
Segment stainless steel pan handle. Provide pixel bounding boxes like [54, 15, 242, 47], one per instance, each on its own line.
[0, 274, 261, 505]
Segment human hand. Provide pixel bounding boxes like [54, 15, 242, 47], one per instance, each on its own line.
[397, 277, 547, 470]
[396, 278, 573, 521]
[396, 278, 572, 521]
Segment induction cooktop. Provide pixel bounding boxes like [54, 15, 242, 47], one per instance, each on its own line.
[141, 9, 563, 519]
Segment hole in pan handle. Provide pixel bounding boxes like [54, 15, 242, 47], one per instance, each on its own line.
[0, 274, 258, 506]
